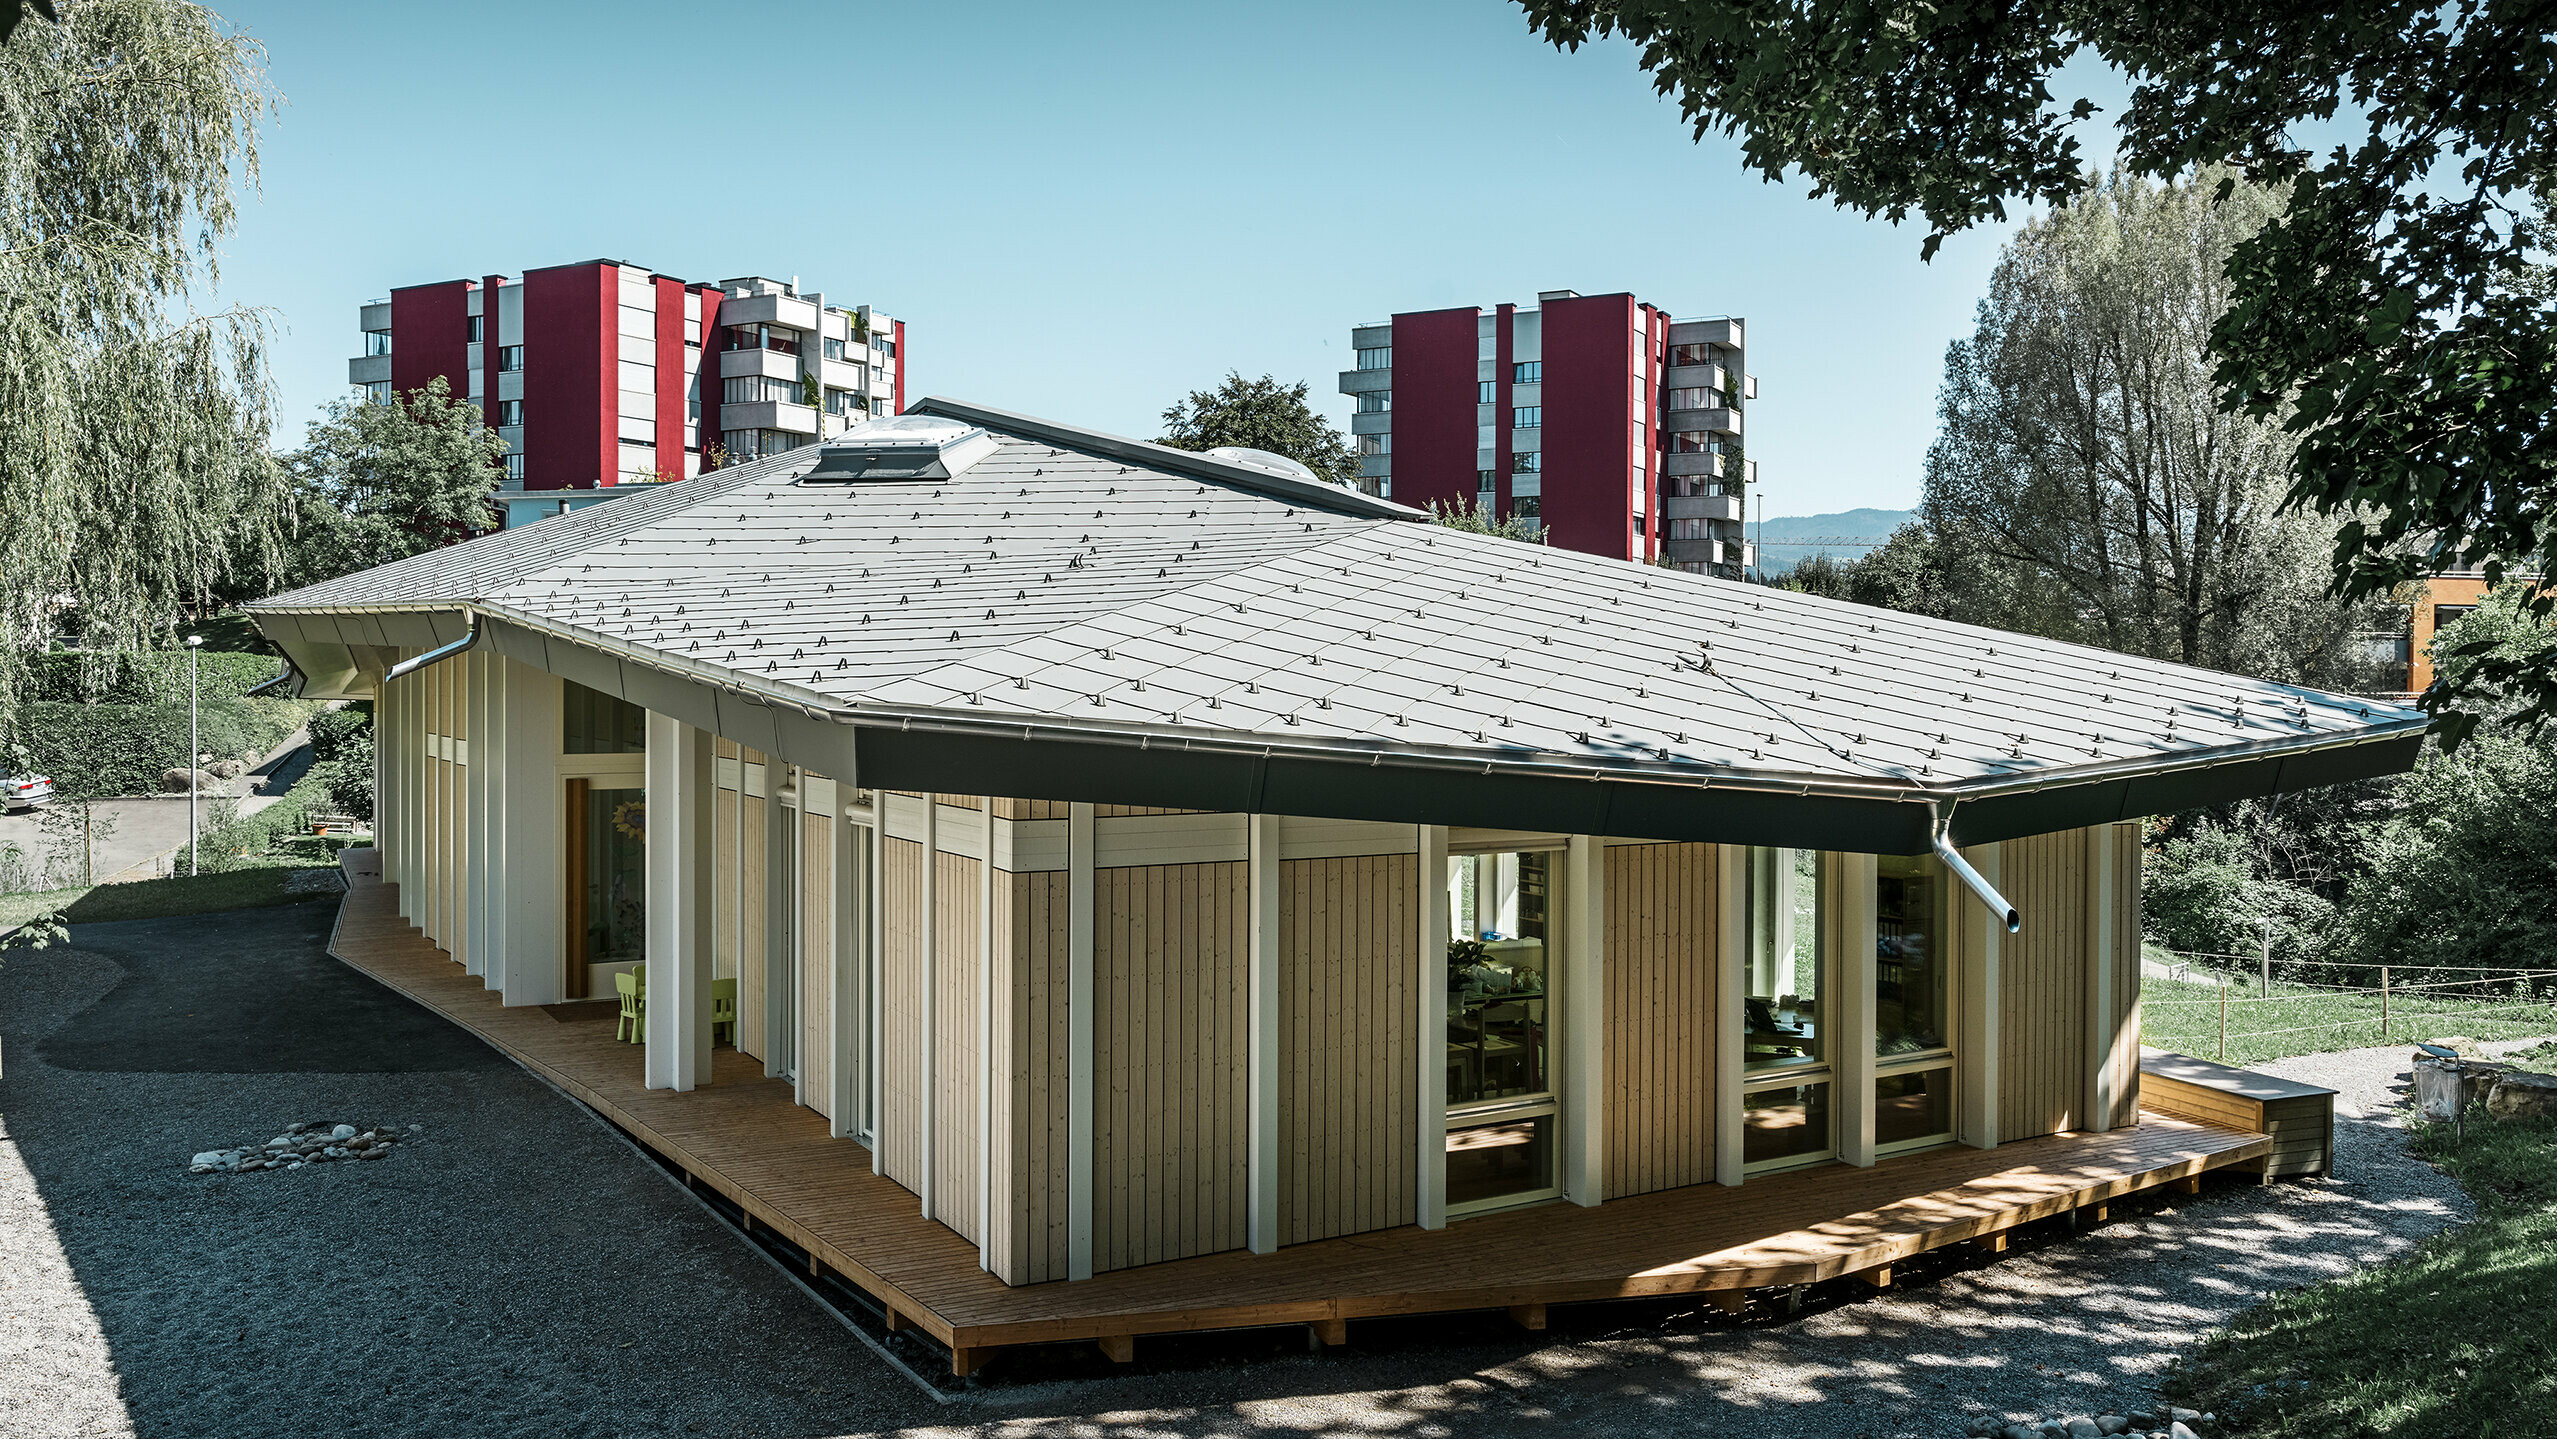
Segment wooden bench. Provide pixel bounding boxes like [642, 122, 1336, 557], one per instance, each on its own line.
[2139, 1049, 2336, 1180]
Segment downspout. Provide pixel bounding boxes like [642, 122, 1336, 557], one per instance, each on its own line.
[1932, 802, 2021, 934]
[384, 613, 479, 682]
[244, 659, 299, 696]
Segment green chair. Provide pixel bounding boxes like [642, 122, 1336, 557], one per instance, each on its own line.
[712, 977, 739, 1048]
[614, 969, 644, 1044]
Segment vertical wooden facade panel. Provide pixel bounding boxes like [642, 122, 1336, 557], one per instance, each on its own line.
[880, 836, 927, 1189]
[988, 865, 1076, 1284]
[1276, 853, 1417, 1247]
[1999, 829, 2089, 1142]
[799, 812, 833, 1121]
[738, 793, 767, 1061]
[935, 850, 982, 1245]
[1602, 842, 1718, 1199]
[1091, 860, 1247, 1272]
[2109, 825, 2144, 1129]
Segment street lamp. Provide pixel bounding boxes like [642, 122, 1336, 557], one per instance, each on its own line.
[186, 634, 203, 877]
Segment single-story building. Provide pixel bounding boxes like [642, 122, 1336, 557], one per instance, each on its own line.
[249, 400, 2422, 1370]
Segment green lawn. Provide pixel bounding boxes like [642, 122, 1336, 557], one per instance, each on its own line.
[0, 835, 349, 931]
[2142, 972, 2557, 1066]
[2167, 1114, 2557, 1437]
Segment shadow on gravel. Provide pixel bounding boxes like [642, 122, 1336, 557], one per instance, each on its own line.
[37, 901, 502, 1073]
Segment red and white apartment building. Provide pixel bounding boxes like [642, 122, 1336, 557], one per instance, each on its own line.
[1340, 289, 1757, 576]
[349, 259, 904, 527]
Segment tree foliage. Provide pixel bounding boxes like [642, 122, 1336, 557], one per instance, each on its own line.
[1157, 372, 1362, 489]
[1427, 495, 1547, 543]
[0, 0, 284, 745]
[1520, 0, 2557, 740]
[279, 376, 507, 589]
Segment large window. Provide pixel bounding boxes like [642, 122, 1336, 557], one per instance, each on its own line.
[1359, 433, 1389, 456]
[1670, 341, 1715, 366]
[498, 344, 523, 372]
[363, 380, 393, 407]
[364, 328, 393, 356]
[723, 323, 802, 356]
[1511, 406, 1542, 429]
[1443, 847, 1559, 1213]
[563, 681, 644, 754]
[466, 315, 484, 343]
[722, 374, 803, 406]
[496, 398, 524, 427]
[1662, 430, 1714, 453]
[1478, 380, 1497, 404]
[1512, 360, 1541, 383]
[1511, 451, 1541, 474]
[1357, 390, 1391, 412]
[1875, 854, 1955, 1150]
[1356, 346, 1391, 370]
[1664, 385, 1724, 411]
[1743, 847, 1832, 1169]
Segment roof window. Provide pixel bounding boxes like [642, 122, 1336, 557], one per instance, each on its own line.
[799, 415, 997, 483]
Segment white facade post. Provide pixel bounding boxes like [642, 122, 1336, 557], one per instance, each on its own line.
[868, 800, 886, 1168]
[976, 802, 995, 1271]
[761, 755, 793, 1081]
[1416, 823, 1449, 1231]
[830, 802, 861, 1140]
[1561, 835, 1604, 1206]
[497, 662, 562, 1006]
[1245, 813, 1279, 1254]
[399, 672, 420, 919]
[2086, 825, 2120, 1132]
[918, 795, 939, 1221]
[1065, 801, 1096, 1280]
[1714, 843, 1748, 1187]
[465, 651, 499, 987]
[643, 712, 714, 1092]
[1835, 851, 1880, 1167]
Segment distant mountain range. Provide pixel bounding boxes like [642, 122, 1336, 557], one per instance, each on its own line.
[1745, 508, 1913, 575]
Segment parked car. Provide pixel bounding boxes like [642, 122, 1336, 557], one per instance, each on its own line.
[2, 773, 55, 812]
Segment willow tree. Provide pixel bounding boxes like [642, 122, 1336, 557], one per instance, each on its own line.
[0, 1, 284, 742]
[1921, 170, 2391, 688]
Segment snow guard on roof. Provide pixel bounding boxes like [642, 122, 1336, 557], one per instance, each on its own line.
[800, 414, 998, 483]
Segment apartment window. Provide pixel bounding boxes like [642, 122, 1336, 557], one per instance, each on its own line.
[720, 428, 758, 459]
[823, 387, 865, 416]
[1478, 381, 1497, 404]
[1514, 496, 1539, 520]
[502, 453, 525, 482]
[1511, 406, 1542, 429]
[363, 380, 393, 407]
[823, 336, 846, 362]
[498, 345, 524, 373]
[1358, 433, 1389, 456]
[1355, 346, 1391, 370]
[878, 337, 897, 359]
[1664, 386, 1722, 411]
[1662, 430, 1713, 454]
[1668, 517, 1710, 541]
[721, 374, 801, 405]
[723, 323, 802, 357]
[496, 398, 525, 427]
[1356, 391, 1391, 413]
[363, 329, 393, 357]
[1670, 341, 1714, 366]
[1476, 469, 1496, 492]
[466, 315, 484, 343]
[1511, 360, 1541, 383]
[1511, 451, 1540, 474]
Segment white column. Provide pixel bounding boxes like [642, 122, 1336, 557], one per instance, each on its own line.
[2086, 825, 2119, 1132]
[1065, 801, 1096, 1279]
[643, 712, 714, 1092]
[868, 803, 886, 1168]
[1834, 851, 1881, 1166]
[399, 673, 420, 920]
[497, 663, 562, 1006]
[1416, 823, 1449, 1231]
[1561, 836, 1605, 1206]
[761, 755, 793, 1081]
[918, 795, 939, 1221]
[1714, 844, 1748, 1187]
[1245, 813, 1279, 1254]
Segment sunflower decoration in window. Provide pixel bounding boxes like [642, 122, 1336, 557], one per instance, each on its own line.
[612, 798, 646, 842]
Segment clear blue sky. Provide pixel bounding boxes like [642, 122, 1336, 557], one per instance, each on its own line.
[208, 0, 2086, 519]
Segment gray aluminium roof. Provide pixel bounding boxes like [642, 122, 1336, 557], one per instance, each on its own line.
[250, 397, 2429, 852]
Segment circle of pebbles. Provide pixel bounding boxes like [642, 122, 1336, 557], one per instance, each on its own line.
[188, 1120, 419, 1174]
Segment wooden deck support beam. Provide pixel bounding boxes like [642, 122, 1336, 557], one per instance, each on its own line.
[1097, 1334, 1136, 1364]
[882, 1307, 909, 1333]
[949, 1345, 987, 1378]
[1855, 1265, 1892, 1289]
[1971, 1231, 2009, 1254]
[1702, 1290, 1746, 1315]
[1311, 1318, 1348, 1347]
[1506, 1303, 1547, 1331]
[2175, 1174, 2202, 1195]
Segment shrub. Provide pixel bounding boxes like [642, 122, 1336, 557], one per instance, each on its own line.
[307, 703, 370, 763]
[24, 649, 284, 705]
[15, 697, 320, 798]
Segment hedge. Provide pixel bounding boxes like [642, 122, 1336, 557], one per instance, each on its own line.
[25, 649, 286, 705]
[16, 696, 323, 798]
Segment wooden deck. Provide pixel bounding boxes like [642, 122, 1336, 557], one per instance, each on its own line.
[330, 857, 2273, 1374]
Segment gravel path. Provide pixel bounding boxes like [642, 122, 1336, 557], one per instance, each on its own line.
[0, 909, 2498, 1439]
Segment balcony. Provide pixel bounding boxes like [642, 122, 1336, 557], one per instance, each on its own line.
[721, 347, 802, 381]
[347, 353, 391, 385]
[720, 400, 821, 435]
[717, 291, 821, 332]
[1663, 362, 1726, 391]
[1661, 450, 1725, 479]
[1663, 406, 1743, 437]
[1668, 317, 1743, 349]
[1338, 368, 1391, 395]
[1664, 493, 1743, 522]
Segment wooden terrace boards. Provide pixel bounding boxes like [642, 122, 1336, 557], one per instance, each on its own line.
[331, 859, 2273, 1376]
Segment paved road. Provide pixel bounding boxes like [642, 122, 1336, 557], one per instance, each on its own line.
[0, 904, 2486, 1439]
[0, 736, 318, 885]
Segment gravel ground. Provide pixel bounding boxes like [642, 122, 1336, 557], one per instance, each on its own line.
[1, 906, 2515, 1439]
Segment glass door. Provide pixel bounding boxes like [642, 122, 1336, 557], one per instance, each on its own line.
[1443, 847, 1560, 1214]
[1742, 846, 1834, 1170]
[565, 778, 645, 999]
[1874, 854, 1955, 1152]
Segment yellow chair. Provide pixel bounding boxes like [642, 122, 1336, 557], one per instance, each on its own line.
[614, 969, 644, 1043]
[712, 977, 738, 1048]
